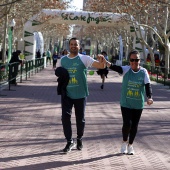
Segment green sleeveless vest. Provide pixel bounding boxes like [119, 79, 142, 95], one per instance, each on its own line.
[121, 69, 145, 109]
[61, 55, 88, 99]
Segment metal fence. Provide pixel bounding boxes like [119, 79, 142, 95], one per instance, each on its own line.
[142, 63, 170, 87]
[0, 58, 45, 92]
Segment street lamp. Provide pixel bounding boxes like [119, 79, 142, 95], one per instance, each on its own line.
[8, 19, 16, 62]
[10, 19, 16, 29]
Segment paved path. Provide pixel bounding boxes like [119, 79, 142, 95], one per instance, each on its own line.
[0, 66, 170, 170]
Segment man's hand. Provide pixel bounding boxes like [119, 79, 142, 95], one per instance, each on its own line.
[97, 54, 107, 64]
[92, 54, 107, 69]
[147, 98, 153, 105]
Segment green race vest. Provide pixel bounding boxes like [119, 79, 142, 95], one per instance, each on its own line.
[121, 69, 145, 109]
[61, 56, 88, 99]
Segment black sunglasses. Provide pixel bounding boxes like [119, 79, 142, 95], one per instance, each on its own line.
[130, 59, 140, 62]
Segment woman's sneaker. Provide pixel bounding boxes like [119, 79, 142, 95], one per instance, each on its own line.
[63, 141, 76, 153]
[120, 142, 128, 154]
[128, 145, 135, 155]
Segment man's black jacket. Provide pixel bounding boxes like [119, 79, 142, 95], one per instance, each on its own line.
[55, 67, 69, 97]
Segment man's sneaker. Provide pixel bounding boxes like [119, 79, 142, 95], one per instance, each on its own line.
[63, 141, 76, 153]
[120, 142, 128, 154]
[128, 145, 135, 155]
[77, 139, 83, 150]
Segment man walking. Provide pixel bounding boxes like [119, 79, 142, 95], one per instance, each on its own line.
[56, 37, 106, 153]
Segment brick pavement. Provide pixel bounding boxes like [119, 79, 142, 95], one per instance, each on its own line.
[0, 65, 170, 170]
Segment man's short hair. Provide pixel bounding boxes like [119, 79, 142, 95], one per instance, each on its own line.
[69, 37, 80, 44]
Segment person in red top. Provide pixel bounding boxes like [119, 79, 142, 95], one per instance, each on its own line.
[154, 54, 160, 66]
[146, 53, 151, 63]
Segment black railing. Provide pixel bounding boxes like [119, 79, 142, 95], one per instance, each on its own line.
[142, 63, 170, 87]
[0, 58, 45, 92]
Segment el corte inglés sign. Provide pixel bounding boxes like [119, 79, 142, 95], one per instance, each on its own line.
[61, 12, 112, 24]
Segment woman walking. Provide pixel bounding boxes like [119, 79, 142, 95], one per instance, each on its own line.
[105, 49, 153, 155]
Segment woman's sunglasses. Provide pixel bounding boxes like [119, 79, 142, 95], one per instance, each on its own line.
[130, 59, 140, 62]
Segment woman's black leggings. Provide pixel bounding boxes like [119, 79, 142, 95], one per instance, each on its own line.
[121, 106, 143, 144]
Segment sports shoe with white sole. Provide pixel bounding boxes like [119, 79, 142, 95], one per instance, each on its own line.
[120, 142, 128, 154]
[63, 141, 76, 153]
[128, 145, 135, 155]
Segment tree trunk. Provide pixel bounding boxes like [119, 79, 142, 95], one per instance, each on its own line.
[164, 45, 170, 77]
